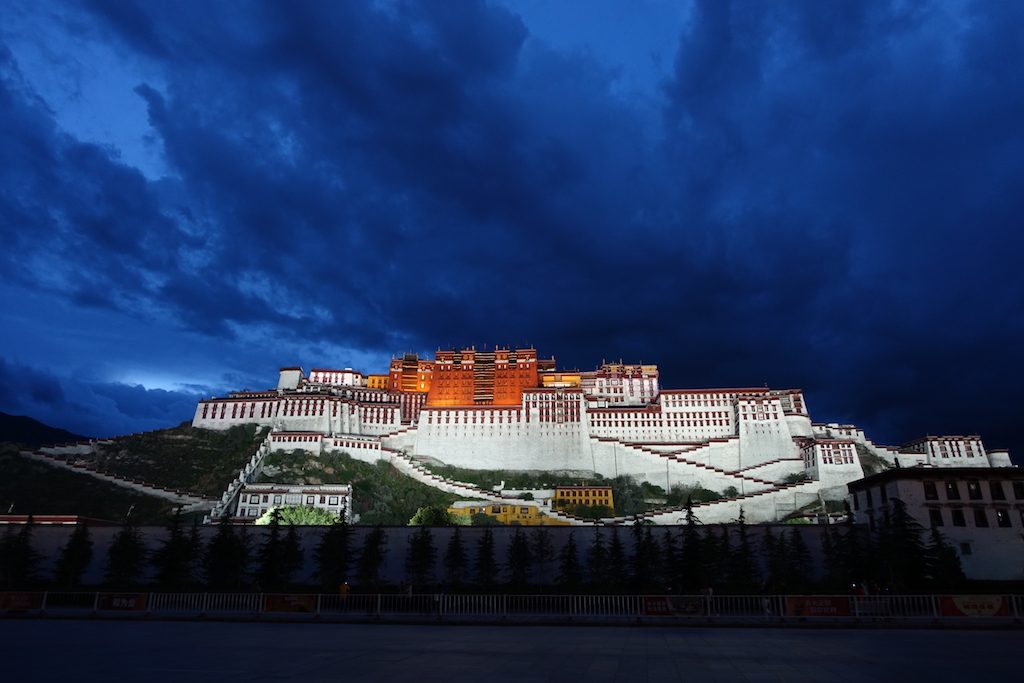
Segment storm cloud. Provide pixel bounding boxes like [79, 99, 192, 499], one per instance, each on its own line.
[0, 0, 1021, 455]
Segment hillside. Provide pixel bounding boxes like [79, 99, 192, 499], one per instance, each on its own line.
[0, 411, 89, 448]
[259, 449, 459, 525]
[90, 422, 270, 497]
[0, 444, 181, 524]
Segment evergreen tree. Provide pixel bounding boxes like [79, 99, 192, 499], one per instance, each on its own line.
[557, 532, 582, 590]
[607, 527, 628, 591]
[713, 525, 731, 591]
[204, 515, 250, 590]
[661, 528, 679, 592]
[152, 509, 192, 589]
[924, 527, 965, 590]
[530, 527, 554, 589]
[314, 519, 354, 591]
[405, 526, 436, 588]
[0, 517, 39, 589]
[187, 523, 203, 586]
[356, 526, 387, 588]
[787, 526, 812, 592]
[587, 528, 609, 591]
[761, 526, 790, 593]
[727, 509, 760, 593]
[54, 522, 93, 589]
[506, 527, 532, 590]
[282, 525, 304, 586]
[257, 507, 288, 591]
[835, 501, 873, 591]
[644, 525, 663, 590]
[105, 523, 146, 588]
[626, 524, 651, 593]
[474, 527, 498, 589]
[678, 499, 704, 591]
[443, 527, 468, 588]
[878, 498, 928, 591]
[704, 525, 729, 592]
[820, 524, 843, 591]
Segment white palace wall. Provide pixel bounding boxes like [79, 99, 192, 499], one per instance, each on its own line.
[193, 386, 819, 488]
[190, 377, 898, 511]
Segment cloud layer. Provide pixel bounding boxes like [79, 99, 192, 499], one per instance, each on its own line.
[1, 1, 1021, 454]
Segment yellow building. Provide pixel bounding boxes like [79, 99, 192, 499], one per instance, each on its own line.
[367, 374, 389, 390]
[552, 485, 614, 511]
[540, 372, 582, 388]
[447, 501, 571, 526]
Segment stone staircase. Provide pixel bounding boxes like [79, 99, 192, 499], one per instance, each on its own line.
[377, 446, 504, 501]
[19, 449, 215, 512]
[623, 479, 823, 525]
[590, 436, 776, 490]
[205, 434, 273, 522]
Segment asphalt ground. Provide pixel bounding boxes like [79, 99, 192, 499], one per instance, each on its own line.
[3, 620, 1017, 682]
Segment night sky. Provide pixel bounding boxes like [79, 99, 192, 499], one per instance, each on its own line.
[1, 1, 1021, 459]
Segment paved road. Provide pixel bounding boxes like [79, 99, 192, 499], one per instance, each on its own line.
[3, 620, 1017, 682]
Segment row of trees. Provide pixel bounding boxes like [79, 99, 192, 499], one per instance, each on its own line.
[0, 501, 965, 594]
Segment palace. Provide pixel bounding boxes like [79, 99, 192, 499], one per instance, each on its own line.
[192, 346, 1013, 523]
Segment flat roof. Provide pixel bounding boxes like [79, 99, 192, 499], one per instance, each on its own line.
[847, 466, 1023, 491]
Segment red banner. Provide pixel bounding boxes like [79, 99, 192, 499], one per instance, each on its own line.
[264, 594, 317, 613]
[97, 593, 149, 611]
[0, 592, 44, 610]
[786, 596, 851, 617]
[939, 595, 1009, 617]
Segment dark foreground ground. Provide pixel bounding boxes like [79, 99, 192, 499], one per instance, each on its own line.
[3, 620, 1016, 682]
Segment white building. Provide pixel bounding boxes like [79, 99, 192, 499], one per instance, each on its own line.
[309, 368, 367, 387]
[191, 361, 1013, 522]
[236, 483, 353, 522]
[847, 468, 1024, 580]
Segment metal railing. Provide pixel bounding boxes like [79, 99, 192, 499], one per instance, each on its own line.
[2, 591, 1021, 623]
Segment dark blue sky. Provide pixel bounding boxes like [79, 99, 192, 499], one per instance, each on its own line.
[1, 1, 1021, 458]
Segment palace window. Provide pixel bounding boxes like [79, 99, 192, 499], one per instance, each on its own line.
[928, 509, 943, 528]
[996, 509, 1011, 528]
[967, 481, 982, 500]
[923, 481, 938, 500]
[945, 482, 961, 500]
[990, 481, 1006, 501]
[951, 509, 966, 527]
[973, 509, 989, 527]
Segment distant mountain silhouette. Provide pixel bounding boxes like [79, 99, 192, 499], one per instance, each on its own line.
[0, 412, 89, 448]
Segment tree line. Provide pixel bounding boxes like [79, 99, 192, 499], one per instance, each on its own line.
[0, 500, 965, 594]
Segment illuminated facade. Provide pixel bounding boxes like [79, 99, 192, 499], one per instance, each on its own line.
[447, 500, 572, 525]
[552, 485, 614, 510]
[236, 483, 353, 522]
[192, 347, 1013, 523]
